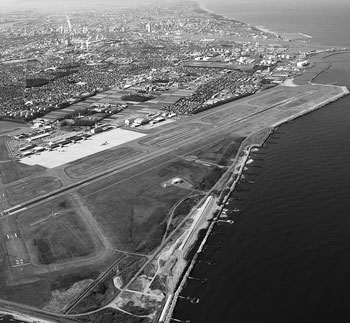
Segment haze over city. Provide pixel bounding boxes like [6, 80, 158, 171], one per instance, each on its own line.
[1, 0, 350, 322]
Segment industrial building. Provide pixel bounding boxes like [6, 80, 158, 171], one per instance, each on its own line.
[26, 133, 50, 142]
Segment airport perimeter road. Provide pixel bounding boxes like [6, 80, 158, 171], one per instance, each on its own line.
[0, 84, 346, 321]
[3, 84, 347, 219]
[2, 116, 247, 216]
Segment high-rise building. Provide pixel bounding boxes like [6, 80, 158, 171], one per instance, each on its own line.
[66, 14, 72, 33]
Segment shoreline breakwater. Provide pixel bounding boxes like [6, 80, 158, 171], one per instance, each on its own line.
[161, 83, 349, 323]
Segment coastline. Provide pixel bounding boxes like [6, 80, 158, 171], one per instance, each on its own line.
[157, 5, 350, 322]
[195, 0, 216, 16]
[161, 129, 271, 323]
[194, 0, 313, 42]
[161, 80, 349, 321]
[2, 2, 350, 323]
[299, 32, 313, 39]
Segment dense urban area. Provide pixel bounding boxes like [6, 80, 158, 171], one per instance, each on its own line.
[0, 1, 347, 323]
[0, 0, 310, 122]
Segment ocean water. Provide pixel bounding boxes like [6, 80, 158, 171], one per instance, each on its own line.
[173, 67, 350, 322]
[172, 6, 350, 322]
[199, 0, 350, 47]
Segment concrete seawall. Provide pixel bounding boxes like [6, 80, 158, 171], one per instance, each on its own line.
[161, 85, 349, 323]
[271, 85, 349, 128]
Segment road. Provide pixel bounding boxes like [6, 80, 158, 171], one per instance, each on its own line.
[0, 83, 347, 321]
[64, 254, 127, 314]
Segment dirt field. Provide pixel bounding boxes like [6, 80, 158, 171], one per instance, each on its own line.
[64, 146, 145, 179]
[78, 156, 217, 253]
[5, 176, 62, 205]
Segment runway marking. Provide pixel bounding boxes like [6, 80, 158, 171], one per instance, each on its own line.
[84, 155, 181, 198]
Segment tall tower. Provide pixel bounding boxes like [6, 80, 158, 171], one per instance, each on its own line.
[146, 22, 152, 33]
[86, 37, 91, 51]
[66, 14, 72, 33]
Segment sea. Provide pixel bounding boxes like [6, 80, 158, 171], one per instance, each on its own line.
[2, 2, 350, 323]
[172, 2, 350, 323]
[199, 0, 350, 48]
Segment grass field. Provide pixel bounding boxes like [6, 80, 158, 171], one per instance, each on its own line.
[1, 217, 30, 268]
[0, 278, 51, 308]
[5, 176, 62, 205]
[79, 156, 218, 253]
[170, 131, 244, 167]
[0, 160, 45, 185]
[0, 136, 10, 161]
[30, 213, 96, 265]
[188, 135, 244, 166]
[247, 90, 289, 107]
[64, 146, 144, 179]
[165, 194, 204, 238]
[0, 121, 28, 136]
[18, 195, 99, 265]
[139, 123, 210, 148]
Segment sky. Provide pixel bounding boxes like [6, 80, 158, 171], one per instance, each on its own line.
[200, 0, 350, 10]
[1, 0, 349, 13]
[0, 0, 155, 11]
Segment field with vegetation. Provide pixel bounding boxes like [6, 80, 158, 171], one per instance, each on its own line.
[0, 121, 28, 136]
[172, 131, 244, 165]
[18, 195, 101, 265]
[6, 176, 62, 205]
[0, 136, 45, 185]
[193, 134, 244, 166]
[78, 308, 150, 323]
[64, 146, 144, 179]
[78, 155, 222, 254]
[71, 255, 146, 314]
[0, 160, 45, 185]
[0, 136, 10, 161]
